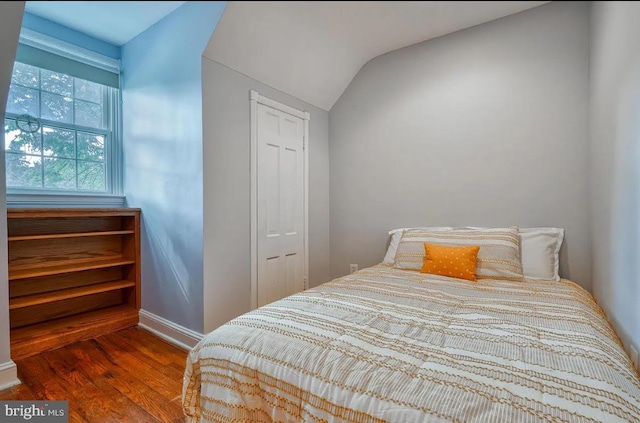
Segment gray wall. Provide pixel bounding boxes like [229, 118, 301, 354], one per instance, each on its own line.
[0, 1, 24, 381]
[202, 59, 331, 332]
[590, 1, 640, 353]
[329, 1, 592, 290]
[121, 2, 225, 333]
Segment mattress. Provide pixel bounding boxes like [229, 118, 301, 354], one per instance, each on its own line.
[183, 265, 640, 422]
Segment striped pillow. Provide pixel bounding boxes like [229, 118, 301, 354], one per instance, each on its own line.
[394, 227, 524, 281]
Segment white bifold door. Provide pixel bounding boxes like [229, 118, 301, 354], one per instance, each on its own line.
[257, 103, 305, 307]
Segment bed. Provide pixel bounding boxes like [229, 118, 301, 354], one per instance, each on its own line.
[183, 264, 640, 422]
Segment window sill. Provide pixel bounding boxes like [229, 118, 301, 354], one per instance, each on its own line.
[7, 192, 125, 208]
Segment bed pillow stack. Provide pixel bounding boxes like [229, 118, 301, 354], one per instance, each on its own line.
[384, 226, 564, 281]
[394, 226, 524, 282]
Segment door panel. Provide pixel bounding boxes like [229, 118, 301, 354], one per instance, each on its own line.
[265, 143, 280, 236]
[283, 147, 297, 234]
[263, 257, 286, 306]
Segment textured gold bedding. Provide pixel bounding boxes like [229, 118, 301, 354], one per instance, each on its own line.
[183, 265, 640, 422]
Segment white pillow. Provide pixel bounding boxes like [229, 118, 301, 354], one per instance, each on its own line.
[519, 227, 564, 281]
[382, 227, 453, 264]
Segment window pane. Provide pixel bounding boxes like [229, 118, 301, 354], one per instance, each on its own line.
[6, 153, 42, 188]
[77, 132, 104, 161]
[41, 92, 72, 123]
[74, 79, 102, 104]
[44, 157, 75, 189]
[11, 63, 39, 88]
[43, 126, 74, 158]
[6, 84, 39, 116]
[77, 161, 105, 191]
[75, 100, 102, 129]
[40, 69, 73, 97]
[5, 119, 41, 154]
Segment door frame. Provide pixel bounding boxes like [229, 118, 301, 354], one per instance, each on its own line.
[249, 89, 310, 310]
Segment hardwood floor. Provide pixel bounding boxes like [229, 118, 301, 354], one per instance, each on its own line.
[0, 327, 188, 422]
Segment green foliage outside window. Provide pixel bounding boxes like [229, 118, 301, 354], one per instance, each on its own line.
[4, 62, 108, 192]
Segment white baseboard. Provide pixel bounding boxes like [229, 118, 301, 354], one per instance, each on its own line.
[138, 309, 203, 351]
[0, 360, 19, 391]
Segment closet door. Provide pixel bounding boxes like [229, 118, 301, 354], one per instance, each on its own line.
[256, 103, 305, 307]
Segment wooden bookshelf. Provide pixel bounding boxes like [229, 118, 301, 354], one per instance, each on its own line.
[8, 208, 141, 360]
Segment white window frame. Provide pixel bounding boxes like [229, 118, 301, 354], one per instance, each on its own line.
[5, 28, 124, 207]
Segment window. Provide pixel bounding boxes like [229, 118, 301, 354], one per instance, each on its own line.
[4, 62, 117, 193]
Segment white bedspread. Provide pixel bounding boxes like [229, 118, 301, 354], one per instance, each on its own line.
[183, 265, 640, 422]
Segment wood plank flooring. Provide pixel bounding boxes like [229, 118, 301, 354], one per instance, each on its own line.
[0, 327, 188, 422]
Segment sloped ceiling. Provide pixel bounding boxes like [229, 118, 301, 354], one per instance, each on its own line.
[25, 1, 187, 45]
[205, 1, 549, 111]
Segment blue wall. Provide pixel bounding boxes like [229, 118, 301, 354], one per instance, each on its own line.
[22, 12, 120, 59]
[121, 1, 226, 333]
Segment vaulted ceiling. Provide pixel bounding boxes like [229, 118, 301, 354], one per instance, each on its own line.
[21, 1, 550, 110]
[205, 1, 549, 111]
[25, 1, 187, 45]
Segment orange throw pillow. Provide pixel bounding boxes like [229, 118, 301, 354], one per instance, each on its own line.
[421, 243, 480, 281]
